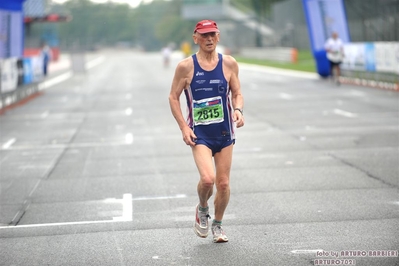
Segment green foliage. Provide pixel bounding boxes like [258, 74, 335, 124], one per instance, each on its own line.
[231, 0, 285, 18]
[56, 0, 195, 51]
[58, 0, 137, 48]
[54, 0, 286, 50]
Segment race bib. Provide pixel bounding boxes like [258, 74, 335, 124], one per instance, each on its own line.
[193, 96, 224, 126]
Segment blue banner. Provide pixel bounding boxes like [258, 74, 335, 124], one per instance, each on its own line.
[302, 0, 350, 77]
[364, 43, 376, 72]
[23, 57, 33, 84]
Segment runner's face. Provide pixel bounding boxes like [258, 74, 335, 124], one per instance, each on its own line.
[332, 32, 338, 39]
[193, 31, 219, 51]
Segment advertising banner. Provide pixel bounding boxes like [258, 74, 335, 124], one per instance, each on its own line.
[0, 58, 18, 93]
[375, 42, 399, 74]
[342, 42, 399, 74]
[341, 43, 365, 71]
[23, 57, 33, 84]
[31, 56, 44, 82]
[22, 56, 43, 85]
[302, 0, 350, 76]
[0, 9, 23, 59]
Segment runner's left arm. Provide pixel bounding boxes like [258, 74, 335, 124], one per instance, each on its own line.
[227, 56, 244, 128]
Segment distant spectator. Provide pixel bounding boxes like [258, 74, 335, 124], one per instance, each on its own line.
[40, 43, 52, 76]
[162, 46, 172, 68]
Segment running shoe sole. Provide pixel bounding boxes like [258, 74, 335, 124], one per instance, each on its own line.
[213, 235, 228, 243]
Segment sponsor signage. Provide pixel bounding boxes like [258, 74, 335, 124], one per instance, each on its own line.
[0, 58, 18, 93]
[342, 42, 399, 74]
[0, 9, 23, 59]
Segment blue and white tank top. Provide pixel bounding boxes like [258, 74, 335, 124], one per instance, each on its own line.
[184, 53, 235, 140]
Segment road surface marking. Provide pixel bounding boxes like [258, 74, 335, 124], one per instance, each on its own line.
[333, 109, 358, 118]
[113, 193, 133, 221]
[132, 194, 187, 201]
[41, 111, 49, 118]
[86, 56, 105, 69]
[291, 249, 323, 254]
[38, 71, 73, 91]
[0, 194, 187, 229]
[125, 108, 133, 116]
[125, 133, 133, 144]
[280, 93, 294, 100]
[37, 56, 104, 91]
[2, 138, 16, 149]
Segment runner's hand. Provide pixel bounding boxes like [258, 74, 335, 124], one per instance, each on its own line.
[182, 126, 197, 147]
[234, 111, 244, 128]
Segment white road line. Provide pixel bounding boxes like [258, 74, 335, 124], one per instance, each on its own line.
[38, 71, 73, 91]
[103, 194, 187, 203]
[291, 249, 323, 254]
[0, 141, 135, 151]
[86, 56, 105, 70]
[333, 109, 358, 118]
[125, 108, 133, 116]
[125, 133, 134, 144]
[132, 194, 187, 201]
[0, 219, 122, 229]
[36, 56, 104, 91]
[41, 111, 49, 118]
[279, 93, 294, 100]
[0, 194, 187, 229]
[113, 193, 133, 221]
[2, 138, 16, 149]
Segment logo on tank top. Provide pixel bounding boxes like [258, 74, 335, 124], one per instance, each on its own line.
[210, 79, 221, 84]
[196, 71, 204, 76]
[196, 80, 206, 84]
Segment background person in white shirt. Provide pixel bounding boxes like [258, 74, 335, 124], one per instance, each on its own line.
[162, 45, 172, 68]
[324, 32, 344, 82]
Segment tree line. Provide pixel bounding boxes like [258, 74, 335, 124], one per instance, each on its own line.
[51, 0, 284, 51]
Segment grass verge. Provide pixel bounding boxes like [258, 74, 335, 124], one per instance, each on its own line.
[235, 50, 316, 73]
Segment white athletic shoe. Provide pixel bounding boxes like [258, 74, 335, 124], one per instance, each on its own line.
[193, 204, 211, 238]
[211, 224, 228, 243]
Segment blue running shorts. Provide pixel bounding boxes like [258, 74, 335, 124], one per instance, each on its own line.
[194, 138, 235, 156]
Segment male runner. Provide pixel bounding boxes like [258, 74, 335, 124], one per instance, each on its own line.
[168, 20, 244, 243]
[325, 31, 345, 84]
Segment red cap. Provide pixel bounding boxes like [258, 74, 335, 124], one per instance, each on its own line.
[194, 20, 219, 34]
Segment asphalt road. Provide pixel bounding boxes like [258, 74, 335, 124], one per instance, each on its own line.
[0, 50, 398, 266]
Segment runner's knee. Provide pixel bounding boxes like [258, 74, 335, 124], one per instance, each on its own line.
[215, 178, 230, 191]
[200, 175, 215, 188]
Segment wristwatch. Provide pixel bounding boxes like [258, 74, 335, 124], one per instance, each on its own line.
[234, 108, 243, 115]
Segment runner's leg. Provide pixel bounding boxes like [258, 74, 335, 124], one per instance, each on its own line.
[192, 144, 215, 208]
[213, 144, 233, 221]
